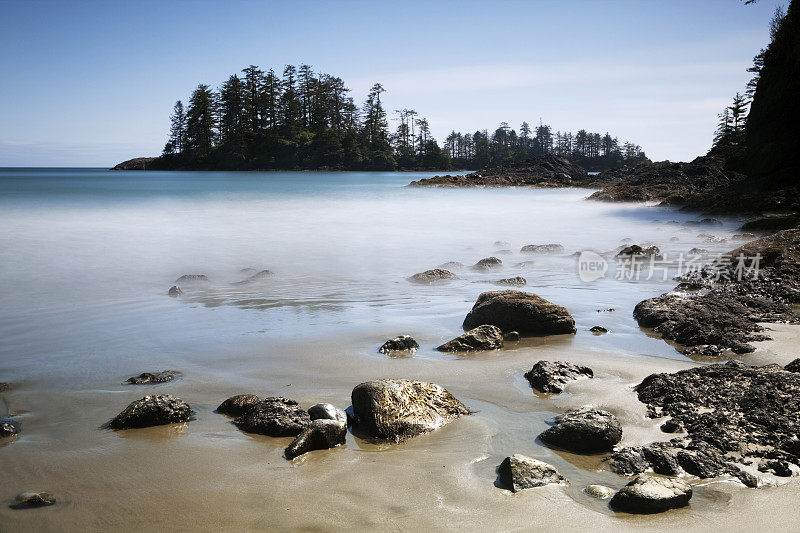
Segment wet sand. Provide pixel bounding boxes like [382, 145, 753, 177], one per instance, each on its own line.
[3, 325, 800, 532]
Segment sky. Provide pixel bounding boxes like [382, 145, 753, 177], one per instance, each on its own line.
[0, 0, 785, 166]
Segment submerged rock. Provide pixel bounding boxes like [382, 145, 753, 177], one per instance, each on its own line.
[494, 276, 526, 287]
[0, 382, 8, 392]
[436, 325, 503, 352]
[1, 418, 21, 438]
[462, 290, 576, 335]
[217, 394, 262, 417]
[609, 475, 692, 514]
[504, 331, 520, 342]
[285, 419, 347, 460]
[125, 370, 180, 385]
[108, 394, 192, 429]
[167, 285, 182, 297]
[520, 243, 564, 255]
[308, 403, 348, 424]
[524, 361, 593, 393]
[234, 397, 310, 437]
[539, 407, 622, 453]
[589, 325, 608, 334]
[378, 335, 419, 354]
[10, 492, 56, 509]
[407, 269, 458, 284]
[237, 269, 274, 283]
[472, 257, 503, 271]
[498, 454, 566, 492]
[437, 261, 464, 270]
[351, 379, 469, 442]
[585, 484, 615, 499]
[174, 274, 209, 284]
[616, 244, 660, 257]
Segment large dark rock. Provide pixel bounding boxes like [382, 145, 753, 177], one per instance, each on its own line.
[379, 335, 419, 354]
[609, 475, 692, 514]
[520, 244, 564, 255]
[524, 361, 593, 393]
[351, 379, 469, 442]
[234, 397, 310, 437]
[217, 394, 262, 417]
[125, 370, 180, 385]
[1, 418, 21, 438]
[539, 407, 622, 453]
[436, 325, 503, 352]
[462, 290, 576, 335]
[284, 419, 347, 460]
[407, 269, 458, 284]
[498, 454, 565, 492]
[408, 155, 590, 188]
[108, 394, 192, 429]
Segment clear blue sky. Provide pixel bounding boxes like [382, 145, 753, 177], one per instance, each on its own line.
[0, 0, 784, 166]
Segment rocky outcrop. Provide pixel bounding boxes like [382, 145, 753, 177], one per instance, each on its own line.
[1, 418, 21, 438]
[462, 290, 576, 335]
[436, 325, 503, 352]
[111, 157, 157, 171]
[471, 257, 502, 271]
[10, 491, 56, 509]
[217, 394, 262, 417]
[407, 269, 458, 284]
[408, 155, 591, 188]
[494, 276, 526, 287]
[378, 335, 419, 354]
[524, 361, 593, 393]
[285, 419, 347, 460]
[609, 475, 692, 514]
[108, 394, 192, 429]
[539, 407, 622, 453]
[234, 397, 310, 437]
[498, 454, 566, 492]
[351, 379, 469, 442]
[740, 215, 800, 231]
[125, 370, 180, 385]
[520, 244, 564, 255]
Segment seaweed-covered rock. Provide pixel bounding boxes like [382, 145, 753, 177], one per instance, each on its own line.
[285, 419, 347, 460]
[234, 397, 310, 437]
[609, 475, 692, 514]
[524, 360, 593, 394]
[472, 257, 503, 271]
[217, 394, 262, 417]
[351, 379, 469, 442]
[539, 407, 622, 453]
[108, 394, 192, 429]
[407, 269, 458, 284]
[462, 290, 576, 335]
[520, 244, 564, 255]
[498, 454, 565, 492]
[125, 370, 180, 385]
[379, 335, 419, 354]
[436, 325, 503, 352]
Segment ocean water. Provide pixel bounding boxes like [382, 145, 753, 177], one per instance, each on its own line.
[0, 168, 766, 530]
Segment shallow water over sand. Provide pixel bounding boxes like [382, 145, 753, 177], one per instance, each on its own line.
[1, 168, 796, 530]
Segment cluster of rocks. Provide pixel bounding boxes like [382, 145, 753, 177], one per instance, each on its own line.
[616, 244, 660, 258]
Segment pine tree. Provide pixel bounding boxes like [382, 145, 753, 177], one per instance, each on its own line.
[164, 100, 186, 155]
[184, 84, 218, 158]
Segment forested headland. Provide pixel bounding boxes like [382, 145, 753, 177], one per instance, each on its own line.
[115, 65, 648, 172]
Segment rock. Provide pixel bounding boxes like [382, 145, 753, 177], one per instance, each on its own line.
[609, 475, 692, 514]
[174, 274, 209, 283]
[589, 325, 608, 334]
[237, 269, 274, 283]
[110, 157, 156, 171]
[733, 233, 757, 241]
[308, 403, 348, 424]
[351, 379, 469, 442]
[515, 260, 538, 269]
[472, 257, 502, 271]
[378, 335, 419, 354]
[785, 359, 800, 373]
[217, 394, 262, 417]
[660, 419, 683, 433]
[643, 446, 681, 476]
[285, 419, 347, 460]
[498, 454, 565, 492]
[10, 491, 56, 509]
[677, 448, 728, 478]
[167, 285, 182, 297]
[494, 241, 510, 247]
[436, 325, 503, 352]
[585, 484, 615, 499]
[437, 261, 464, 270]
[608, 447, 649, 475]
[539, 407, 622, 453]
[740, 215, 800, 232]
[108, 394, 192, 429]
[462, 290, 576, 335]
[669, 237, 680, 243]
[495, 249, 513, 255]
[494, 276, 526, 287]
[1, 418, 21, 438]
[759, 459, 793, 477]
[125, 370, 180, 384]
[597, 307, 615, 312]
[688, 247, 708, 255]
[616, 245, 660, 257]
[520, 244, 564, 255]
[524, 361, 593, 393]
[0, 382, 8, 392]
[407, 269, 458, 284]
[504, 331, 520, 342]
[234, 397, 310, 437]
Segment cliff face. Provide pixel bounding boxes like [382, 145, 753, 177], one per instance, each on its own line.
[745, 0, 800, 182]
